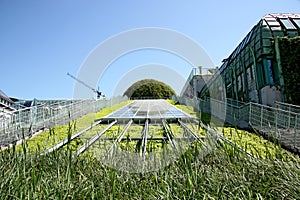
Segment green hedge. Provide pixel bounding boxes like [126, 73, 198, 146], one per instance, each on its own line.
[277, 36, 300, 104]
[124, 79, 175, 99]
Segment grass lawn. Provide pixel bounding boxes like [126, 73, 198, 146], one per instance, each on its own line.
[1, 100, 299, 199]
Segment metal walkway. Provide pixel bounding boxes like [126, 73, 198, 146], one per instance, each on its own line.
[42, 100, 200, 157]
[41, 99, 258, 173]
[0, 96, 127, 147]
[103, 100, 194, 122]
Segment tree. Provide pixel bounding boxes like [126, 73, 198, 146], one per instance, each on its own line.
[123, 79, 175, 99]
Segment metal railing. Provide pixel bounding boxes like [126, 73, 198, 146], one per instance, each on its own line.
[176, 96, 300, 153]
[0, 96, 127, 147]
[275, 101, 300, 114]
[249, 102, 299, 152]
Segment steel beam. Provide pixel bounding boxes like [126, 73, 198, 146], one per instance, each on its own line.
[140, 119, 149, 158]
[73, 120, 117, 157]
[41, 120, 102, 155]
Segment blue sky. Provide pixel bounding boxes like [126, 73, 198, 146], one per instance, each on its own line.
[0, 0, 299, 99]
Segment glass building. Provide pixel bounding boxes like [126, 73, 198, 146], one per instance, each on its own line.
[199, 14, 300, 106]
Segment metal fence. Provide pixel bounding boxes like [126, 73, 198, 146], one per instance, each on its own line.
[275, 101, 300, 114]
[0, 96, 127, 147]
[175, 97, 245, 126]
[176, 96, 300, 153]
[249, 102, 299, 152]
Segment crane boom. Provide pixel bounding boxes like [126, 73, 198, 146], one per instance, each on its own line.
[67, 73, 104, 98]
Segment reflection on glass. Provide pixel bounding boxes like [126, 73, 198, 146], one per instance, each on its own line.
[292, 19, 300, 29]
[280, 19, 295, 29]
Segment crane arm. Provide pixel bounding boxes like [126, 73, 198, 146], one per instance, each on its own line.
[67, 73, 96, 91]
[67, 73, 104, 98]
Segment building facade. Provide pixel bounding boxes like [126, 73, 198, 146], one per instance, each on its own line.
[0, 90, 15, 130]
[198, 14, 300, 106]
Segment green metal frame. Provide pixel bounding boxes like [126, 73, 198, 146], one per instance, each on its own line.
[199, 14, 300, 104]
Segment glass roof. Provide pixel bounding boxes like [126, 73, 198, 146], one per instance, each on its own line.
[104, 100, 193, 120]
[218, 13, 300, 74]
[280, 18, 296, 29]
[292, 18, 300, 29]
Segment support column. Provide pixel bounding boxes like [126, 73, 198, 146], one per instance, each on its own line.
[274, 37, 285, 102]
[250, 47, 262, 103]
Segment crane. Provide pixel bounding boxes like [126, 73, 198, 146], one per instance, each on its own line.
[67, 73, 105, 99]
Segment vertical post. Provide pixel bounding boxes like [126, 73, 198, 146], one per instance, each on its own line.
[275, 108, 278, 137]
[236, 99, 239, 120]
[239, 58, 249, 101]
[249, 103, 252, 124]
[233, 64, 238, 100]
[249, 47, 261, 103]
[288, 106, 291, 131]
[17, 109, 21, 139]
[294, 114, 297, 148]
[260, 105, 263, 129]
[199, 99, 202, 122]
[52, 106, 55, 126]
[1, 108, 4, 144]
[274, 37, 285, 102]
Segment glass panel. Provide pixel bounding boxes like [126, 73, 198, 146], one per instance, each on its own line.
[292, 18, 300, 28]
[262, 20, 268, 26]
[267, 21, 280, 26]
[266, 60, 274, 85]
[280, 18, 295, 29]
[244, 30, 253, 44]
[271, 27, 283, 31]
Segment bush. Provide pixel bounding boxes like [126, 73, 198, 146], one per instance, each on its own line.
[123, 79, 175, 99]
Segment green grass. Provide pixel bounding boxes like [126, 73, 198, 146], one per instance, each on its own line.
[221, 127, 298, 161]
[1, 100, 300, 199]
[1, 137, 299, 199]
[19, 100, 131, 152]
[173, 103, 298, 161]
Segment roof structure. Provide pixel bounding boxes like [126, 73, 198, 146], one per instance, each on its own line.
[0, 89, 14, 104]
[104, 100, 194, 122]
[0, 90, 15, 113]
[218, 13, 300, 74]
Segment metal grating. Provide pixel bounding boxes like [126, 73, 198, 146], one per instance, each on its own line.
[104, 100, 193, 120]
